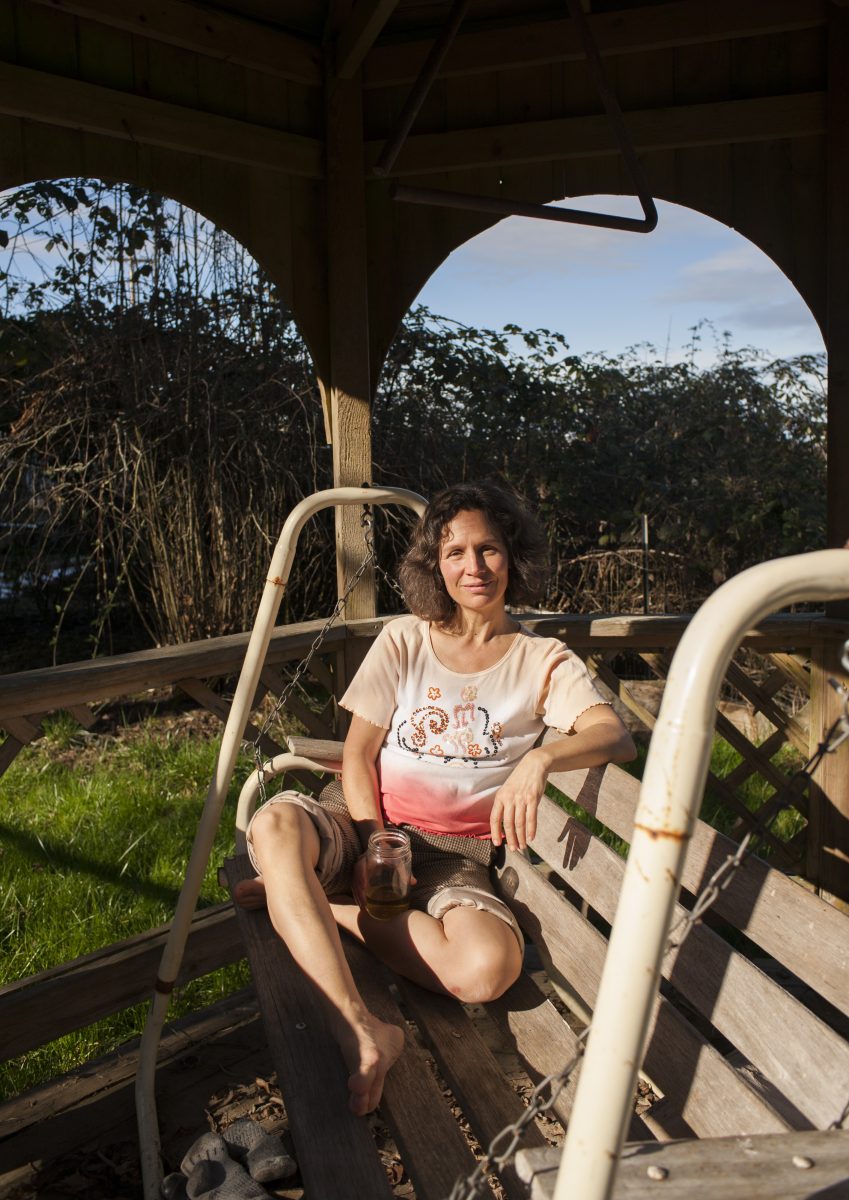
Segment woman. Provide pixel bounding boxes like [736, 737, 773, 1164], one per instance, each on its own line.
[236, 482, 635, 1116]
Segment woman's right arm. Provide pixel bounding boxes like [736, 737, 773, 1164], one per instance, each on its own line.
[341, 714, 389, 851]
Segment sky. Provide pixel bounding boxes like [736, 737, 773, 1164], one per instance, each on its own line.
[414, 196, 825, 367]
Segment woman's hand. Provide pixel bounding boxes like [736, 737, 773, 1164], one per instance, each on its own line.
[490, 706, 636, 852]
[490, 748, 548, 850]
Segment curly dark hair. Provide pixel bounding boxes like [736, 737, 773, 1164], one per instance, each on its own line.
[398, 481, 549, 623]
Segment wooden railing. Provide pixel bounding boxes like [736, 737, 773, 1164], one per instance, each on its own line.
[1, 612, 847, 1080]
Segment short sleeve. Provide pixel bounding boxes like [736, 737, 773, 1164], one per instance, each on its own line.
[339, 624, 400, 730]
[537, 649, 610, 733]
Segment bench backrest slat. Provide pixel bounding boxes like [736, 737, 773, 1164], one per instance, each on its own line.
[524, 793, 849, 1130]
[496, 852, 789, 1138]
[546, 757, 849, 1020]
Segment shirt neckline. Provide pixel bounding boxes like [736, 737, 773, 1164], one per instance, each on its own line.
[425, 621, 525, 678]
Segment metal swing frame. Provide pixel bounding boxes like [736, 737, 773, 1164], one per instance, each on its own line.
[135, 486, 427, 1200]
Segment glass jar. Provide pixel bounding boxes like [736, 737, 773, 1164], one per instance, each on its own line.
[364, 829, 412, 920]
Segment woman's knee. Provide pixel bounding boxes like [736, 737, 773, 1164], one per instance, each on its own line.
[249, 800, 320, 863]
[440, 921, 522, 1003]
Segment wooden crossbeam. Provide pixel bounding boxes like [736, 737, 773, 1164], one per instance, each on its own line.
[0, 62, 324, 177]
[175, 676, 283, 758]
[723, 659, 809, 753]
[516, 1130, 849, 1200]
[335, 0, 400, 79]
[364, 0, 826, 87]
[365, 93, 826, 177]
[20, 0, 323, 84]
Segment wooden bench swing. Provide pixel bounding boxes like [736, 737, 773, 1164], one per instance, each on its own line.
[136, 488, 849, 1200]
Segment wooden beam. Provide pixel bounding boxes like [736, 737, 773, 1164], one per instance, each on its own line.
[366, 92, 826, 177]
[826, 3, 849, 558]
[365, 0, 827, 87]
[21, 0, 323, 85]
[516, 1130, 849, 1200]
[0, 61, 323, 176]
[323, 67, 377, 620]
[0, 903, 242, 1062]
[808, 635, 849, 903]
[335, 0, 400, 79]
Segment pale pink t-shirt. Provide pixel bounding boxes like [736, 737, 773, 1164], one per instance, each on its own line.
[339, 615, 609, 838]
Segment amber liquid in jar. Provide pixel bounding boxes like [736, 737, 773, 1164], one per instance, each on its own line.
[364, 829, 412, 920]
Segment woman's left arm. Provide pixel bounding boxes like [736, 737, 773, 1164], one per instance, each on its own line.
[490, 705, 636, 851]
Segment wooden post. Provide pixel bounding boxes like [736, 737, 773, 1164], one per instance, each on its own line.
[807, 632, 849, 906]
[323, 9, 377, 724]
[805, 6, 849, 905]
[827, 3, 849, 568]
[323, 60, 375, 624]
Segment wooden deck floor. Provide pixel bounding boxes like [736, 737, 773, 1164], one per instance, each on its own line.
[0, 988, 304, 1199]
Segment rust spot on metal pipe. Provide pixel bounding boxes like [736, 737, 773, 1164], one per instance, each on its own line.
[633, 822, 689, 842]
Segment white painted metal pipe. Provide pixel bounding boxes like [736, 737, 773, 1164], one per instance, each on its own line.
[554, 548, 849, 1200]
[136, 487, 426, 1200]
[235, 751, 344, 852]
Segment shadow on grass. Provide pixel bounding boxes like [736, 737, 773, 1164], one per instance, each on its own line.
[0, 821, 215, 908]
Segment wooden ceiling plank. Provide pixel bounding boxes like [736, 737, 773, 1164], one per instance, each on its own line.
[20, 0, 323, 86]
[0, 61, 324, 176]
[366, 91, 826, 176]
[365, 0, 827, 87]
[335, 0, 400, 80]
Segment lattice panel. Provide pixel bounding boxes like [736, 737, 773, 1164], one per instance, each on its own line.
[584, 649, 811, 869]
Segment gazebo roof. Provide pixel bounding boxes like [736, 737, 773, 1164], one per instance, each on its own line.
[0, 0, 845, 551]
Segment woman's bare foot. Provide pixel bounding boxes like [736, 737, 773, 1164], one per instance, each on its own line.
[232, 876, 267, 910]
[335, 1006, 404, 1116]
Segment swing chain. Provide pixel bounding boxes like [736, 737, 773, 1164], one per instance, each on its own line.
[251, 506, 377, 807]
[665, 655, 849, 955]
[446, 1032, 589, 1200]
[448, 641, 849, 1200]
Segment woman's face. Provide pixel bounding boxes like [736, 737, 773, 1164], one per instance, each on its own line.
[438, 509, 510, 615]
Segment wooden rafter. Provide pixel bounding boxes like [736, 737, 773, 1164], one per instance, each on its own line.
[366, 92, 826, 177]
[0, 62, 324, 176]
[20, 0, 323, 84]
[334, 0, 401, 79]
[364, 0, 826, 87]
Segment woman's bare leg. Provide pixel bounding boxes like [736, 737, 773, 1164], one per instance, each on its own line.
[235, 857, 521, 1002]
[331, 900, 522, 1003]
[245, 804, 403, 1115]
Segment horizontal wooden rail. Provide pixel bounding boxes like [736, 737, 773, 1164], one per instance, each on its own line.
[0, 903, 242, 1063]
[0, 619, 347, 723]
[2, 614, 844, 726]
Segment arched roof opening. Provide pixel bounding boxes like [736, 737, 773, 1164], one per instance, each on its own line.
[373, 197, 827, 616]
[0, 177, 333, 667]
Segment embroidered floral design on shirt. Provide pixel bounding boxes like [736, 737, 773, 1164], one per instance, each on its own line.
[397, 685, 504, 765]
[398, 704, 449, 753]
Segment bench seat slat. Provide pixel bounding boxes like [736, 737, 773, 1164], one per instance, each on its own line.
[484, 970, 652, 1142]
[516, 1129, 849, 1200]
[223, 856, 393, 1199]
[398, 978, 549, 1200]
[343, 937, 487, 1200]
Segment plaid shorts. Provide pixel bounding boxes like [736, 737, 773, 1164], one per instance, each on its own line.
[246, 779, 522, 949]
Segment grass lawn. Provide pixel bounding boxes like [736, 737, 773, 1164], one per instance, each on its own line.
[0, 706, 265, 1100]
